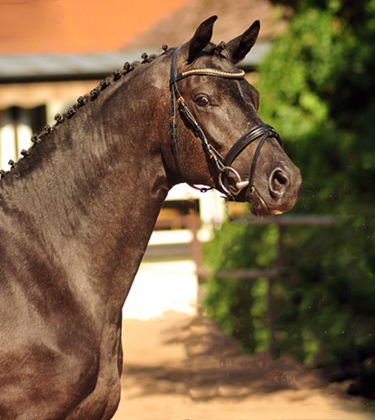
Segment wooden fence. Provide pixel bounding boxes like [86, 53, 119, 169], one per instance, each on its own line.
[214, 214, 339, 359]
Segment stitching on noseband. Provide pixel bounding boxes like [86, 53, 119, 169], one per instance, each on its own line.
[169, 46, 283, 200]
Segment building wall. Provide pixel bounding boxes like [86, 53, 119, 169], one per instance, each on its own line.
[0, 80, 95, 171]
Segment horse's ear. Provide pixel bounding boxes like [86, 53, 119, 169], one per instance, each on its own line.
[226, 20, 260, 64]
[185, 15, 217, 63]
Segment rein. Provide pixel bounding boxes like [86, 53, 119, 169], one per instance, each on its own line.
[169, 46, 282, 200]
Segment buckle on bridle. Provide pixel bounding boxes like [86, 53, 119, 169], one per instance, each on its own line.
[218, 166, 249, 197]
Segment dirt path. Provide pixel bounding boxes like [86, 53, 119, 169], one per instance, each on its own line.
[113, 311, 375, 420]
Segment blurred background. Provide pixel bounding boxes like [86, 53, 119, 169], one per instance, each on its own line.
[2, 0, 375, 404]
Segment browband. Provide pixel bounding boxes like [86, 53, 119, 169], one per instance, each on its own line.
[173, 68, 245, 83]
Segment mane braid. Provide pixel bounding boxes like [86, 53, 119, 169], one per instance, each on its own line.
[0, 47, 170, 180]
[216, 41, 226, 55]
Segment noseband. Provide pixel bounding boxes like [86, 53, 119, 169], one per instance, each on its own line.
[169, 46, 283, 200]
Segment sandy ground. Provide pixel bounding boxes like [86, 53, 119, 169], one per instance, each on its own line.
[113, 311, 375, 420]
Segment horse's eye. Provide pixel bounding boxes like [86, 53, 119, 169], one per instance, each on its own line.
[196, 96, 210, 106]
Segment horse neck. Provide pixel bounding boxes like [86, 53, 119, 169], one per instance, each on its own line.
[1, 61, 171, 303]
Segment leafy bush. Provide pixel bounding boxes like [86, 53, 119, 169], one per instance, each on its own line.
[203, 0, 375, 396]
[204, 218, 375, 367]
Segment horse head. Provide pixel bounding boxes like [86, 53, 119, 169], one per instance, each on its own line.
[164, 16, 302, 216]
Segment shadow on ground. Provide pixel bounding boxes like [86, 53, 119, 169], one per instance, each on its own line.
[121, 312, 342, 402]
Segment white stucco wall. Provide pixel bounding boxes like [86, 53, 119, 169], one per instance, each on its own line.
[122, 259, 198, 320]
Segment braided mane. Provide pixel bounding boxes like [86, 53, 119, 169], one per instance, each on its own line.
[0, 46, 170, 181]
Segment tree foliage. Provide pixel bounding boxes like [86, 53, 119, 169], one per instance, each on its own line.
[204, 0, 375, 397]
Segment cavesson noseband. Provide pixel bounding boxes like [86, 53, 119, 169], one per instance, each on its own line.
[169, 46, 283, 200]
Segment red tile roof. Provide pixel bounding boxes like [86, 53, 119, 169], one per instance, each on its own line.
[0, 0, 191, 55]
[127, 0, 287, 49]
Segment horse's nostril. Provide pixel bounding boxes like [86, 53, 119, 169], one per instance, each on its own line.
[275, 171, 288, 185]
[274, 170, 288, 186]
[269, 169, 289, 198]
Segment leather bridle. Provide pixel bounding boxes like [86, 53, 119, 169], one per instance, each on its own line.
[169, 46, 283, 200]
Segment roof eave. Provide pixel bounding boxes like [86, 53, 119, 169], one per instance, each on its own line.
[0, 42, 271, 84]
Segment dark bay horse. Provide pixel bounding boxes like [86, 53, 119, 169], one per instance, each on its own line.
[0, 16, 302, 419]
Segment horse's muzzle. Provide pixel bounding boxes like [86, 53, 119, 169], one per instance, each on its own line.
[247, 165, 302, 216]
